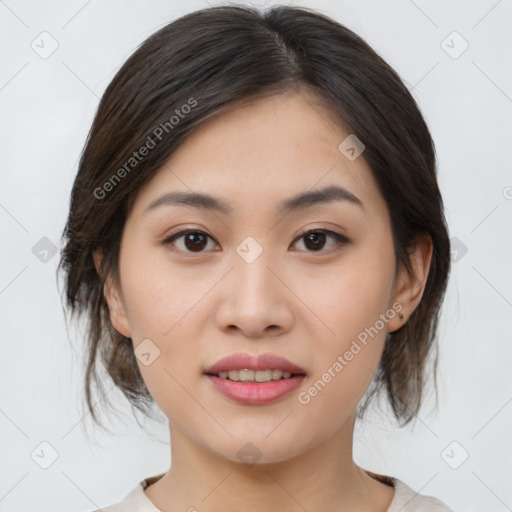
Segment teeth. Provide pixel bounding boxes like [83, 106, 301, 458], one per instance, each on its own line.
[240, 369, 256, 381]
[216, 369, 294, 382]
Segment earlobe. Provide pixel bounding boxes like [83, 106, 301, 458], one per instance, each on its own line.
[92, 248, 132, 339]
[387, 234, 433, 333]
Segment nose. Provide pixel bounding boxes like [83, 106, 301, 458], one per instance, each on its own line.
[214, 247, 294, 339]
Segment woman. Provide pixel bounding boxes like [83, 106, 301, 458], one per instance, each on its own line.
[58, 4, 453, 511]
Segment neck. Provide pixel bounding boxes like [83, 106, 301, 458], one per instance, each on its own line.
[145, 415, 394, 512]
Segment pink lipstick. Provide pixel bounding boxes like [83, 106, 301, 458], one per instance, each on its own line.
[204, 353, 306, 405]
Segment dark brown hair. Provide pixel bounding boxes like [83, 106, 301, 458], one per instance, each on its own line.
[57, 4, 451, 432]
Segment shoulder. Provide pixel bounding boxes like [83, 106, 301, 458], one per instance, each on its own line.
[85, 478, 161, 512]
[387, 478, 455, 512]
[86, 491, 135, 512]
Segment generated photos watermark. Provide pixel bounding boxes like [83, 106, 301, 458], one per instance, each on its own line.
[297, 302, 403, 405]
[93, 97, 198, 200]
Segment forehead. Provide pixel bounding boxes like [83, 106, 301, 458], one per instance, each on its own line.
[130, 89, 383, 218]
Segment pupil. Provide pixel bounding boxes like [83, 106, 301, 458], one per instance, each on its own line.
[186, 233, 207, 251]
[305, 232, 325, 250]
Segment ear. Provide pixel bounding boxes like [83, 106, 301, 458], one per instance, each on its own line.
[387, 234, 433, 333]
[92, 248, 132, 338]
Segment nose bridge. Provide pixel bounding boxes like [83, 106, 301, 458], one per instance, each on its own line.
[215, 233, 293, 336]
[232, 234, 278, 298]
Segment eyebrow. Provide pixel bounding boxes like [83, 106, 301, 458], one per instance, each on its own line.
[143, 185, 364, 217]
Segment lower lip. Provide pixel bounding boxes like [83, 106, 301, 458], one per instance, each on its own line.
[205, 374, 306, 405]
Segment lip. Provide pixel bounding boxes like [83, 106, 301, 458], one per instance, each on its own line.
[203, 352, 307, 375]
[206, 374, 306, 405]
[203, 353, 307, 405]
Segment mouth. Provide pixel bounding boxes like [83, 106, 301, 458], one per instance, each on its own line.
[205, 368, 305, 382]
[203, 353, 307, 404]
[203, 352, 307, 379]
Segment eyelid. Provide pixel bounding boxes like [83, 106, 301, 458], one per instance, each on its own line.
[290, 228, 350, 253]
[162, 228, 220, 252]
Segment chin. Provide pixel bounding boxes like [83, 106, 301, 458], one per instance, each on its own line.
[206, 434, 310, 467]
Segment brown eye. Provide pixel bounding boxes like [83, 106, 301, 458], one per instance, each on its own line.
[163, 230, 218, 253]
[292, 229, 349, 252]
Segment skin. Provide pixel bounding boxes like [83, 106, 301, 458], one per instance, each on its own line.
[94, 86, 432, 512]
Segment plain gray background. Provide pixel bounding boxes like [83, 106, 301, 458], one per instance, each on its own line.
[1, 0, 511, 511]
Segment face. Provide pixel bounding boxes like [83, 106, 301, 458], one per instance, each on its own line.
[101, 87, 407, 464]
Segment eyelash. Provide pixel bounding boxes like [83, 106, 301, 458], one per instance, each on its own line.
[162, 228, 349, 255]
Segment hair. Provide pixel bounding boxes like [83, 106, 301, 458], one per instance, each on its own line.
[57, 3, 451, 432]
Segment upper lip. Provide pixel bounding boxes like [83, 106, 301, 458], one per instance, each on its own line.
[204, 353, 307, 375]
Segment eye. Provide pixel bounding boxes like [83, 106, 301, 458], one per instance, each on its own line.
[162, 229, 219, 253]
[291, 229, 349, 253]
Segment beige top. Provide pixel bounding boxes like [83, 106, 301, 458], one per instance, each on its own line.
[91, 471, 454, 511]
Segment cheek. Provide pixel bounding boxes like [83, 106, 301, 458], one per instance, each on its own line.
[117, 242, 215, 388]
[295, 274, 392, 428]
[299, 253, 394, 343]
[295, 247, 395, 398]
[118, 242, 202, 340]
